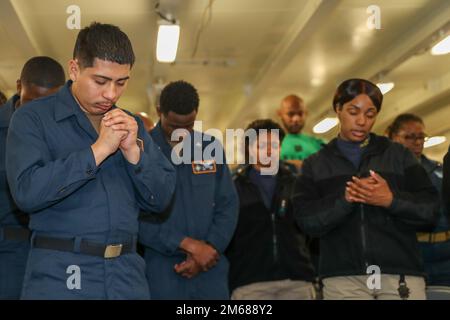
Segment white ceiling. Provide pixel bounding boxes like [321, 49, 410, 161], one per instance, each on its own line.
[0, 0, 449, 161]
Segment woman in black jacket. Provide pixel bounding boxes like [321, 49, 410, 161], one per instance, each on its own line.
[226, 119, 315, 300]
[294, 79, 439, 300]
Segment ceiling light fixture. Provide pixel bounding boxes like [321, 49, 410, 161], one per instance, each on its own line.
[377, 82, 395, 95]
[431, 35, 450, 56]
[313, 117, 339, 134]
[156, 21, 180, 63]
[155, 2, 180, 63]
[424, 136, 447, 149]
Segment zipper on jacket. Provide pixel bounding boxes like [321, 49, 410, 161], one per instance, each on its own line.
[360, 203, 369, 270]
[271, 212, 279, 263]
[355, 146, 371, 272]
[333, 138, 373, 272]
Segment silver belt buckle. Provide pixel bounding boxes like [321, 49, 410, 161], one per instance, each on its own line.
[104, 244, 123, 259]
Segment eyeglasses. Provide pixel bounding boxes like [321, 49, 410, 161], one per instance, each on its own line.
[401, 133, 428, 142]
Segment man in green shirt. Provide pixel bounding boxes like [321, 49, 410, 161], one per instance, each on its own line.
[277, 95, 324, 171]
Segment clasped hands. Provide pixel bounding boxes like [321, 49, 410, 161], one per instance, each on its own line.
[175, 237, 219, 279]
[345, 170, 393, 208]
[91, 109, 140, 165]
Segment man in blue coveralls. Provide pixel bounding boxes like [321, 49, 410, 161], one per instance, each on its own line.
[139, 80, 239, 299]
[0, 56, 65, 299]
[0, 91, 6, 106]
[5, 22, 176, 299]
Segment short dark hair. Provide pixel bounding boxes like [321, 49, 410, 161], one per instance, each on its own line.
[244, 119, 285, 163]
[159, 81, 199, 115]
[245, 119, 286, 143]
[333, 78, 383, 112]
[73, 22, 135, 68]
[386, 113, 424, 139]
[0, 90, 6, 105]
[20, 56, 65, 88]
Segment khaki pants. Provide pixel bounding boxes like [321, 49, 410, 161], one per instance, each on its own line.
[231, 279, 316, 300]
[323, 274, 426, 300]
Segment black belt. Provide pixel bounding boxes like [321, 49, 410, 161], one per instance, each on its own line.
[1, 227, 31, 242]
[33, 235, 135, 259]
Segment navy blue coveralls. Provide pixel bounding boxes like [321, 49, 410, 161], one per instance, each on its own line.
[0, 95, 30, 299]
[5, 82, 176, 299]
[139, 123, 238, 299]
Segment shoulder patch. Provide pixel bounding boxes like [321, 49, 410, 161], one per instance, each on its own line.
[192, 160, 216, 174]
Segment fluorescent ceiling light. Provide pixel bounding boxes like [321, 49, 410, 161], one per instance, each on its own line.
[313, 117, 339, 134]
[156, 24, 180, 63]
[431, 35, 450, 56]
[424, 136, 447, 149]
[377, 82, 395, 95]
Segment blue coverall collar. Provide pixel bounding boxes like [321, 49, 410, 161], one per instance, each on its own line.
[54, 80, 119, 122]
[54, 81, 83, 122]
[151, 121, 203, 162]
[151, 122, 173, 158]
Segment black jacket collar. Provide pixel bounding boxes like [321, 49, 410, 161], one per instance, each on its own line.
[234, 162, 295, 183]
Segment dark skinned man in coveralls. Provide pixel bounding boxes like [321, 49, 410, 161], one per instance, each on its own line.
[0, 56, 65, 299]
[139, 81, 238, 299]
